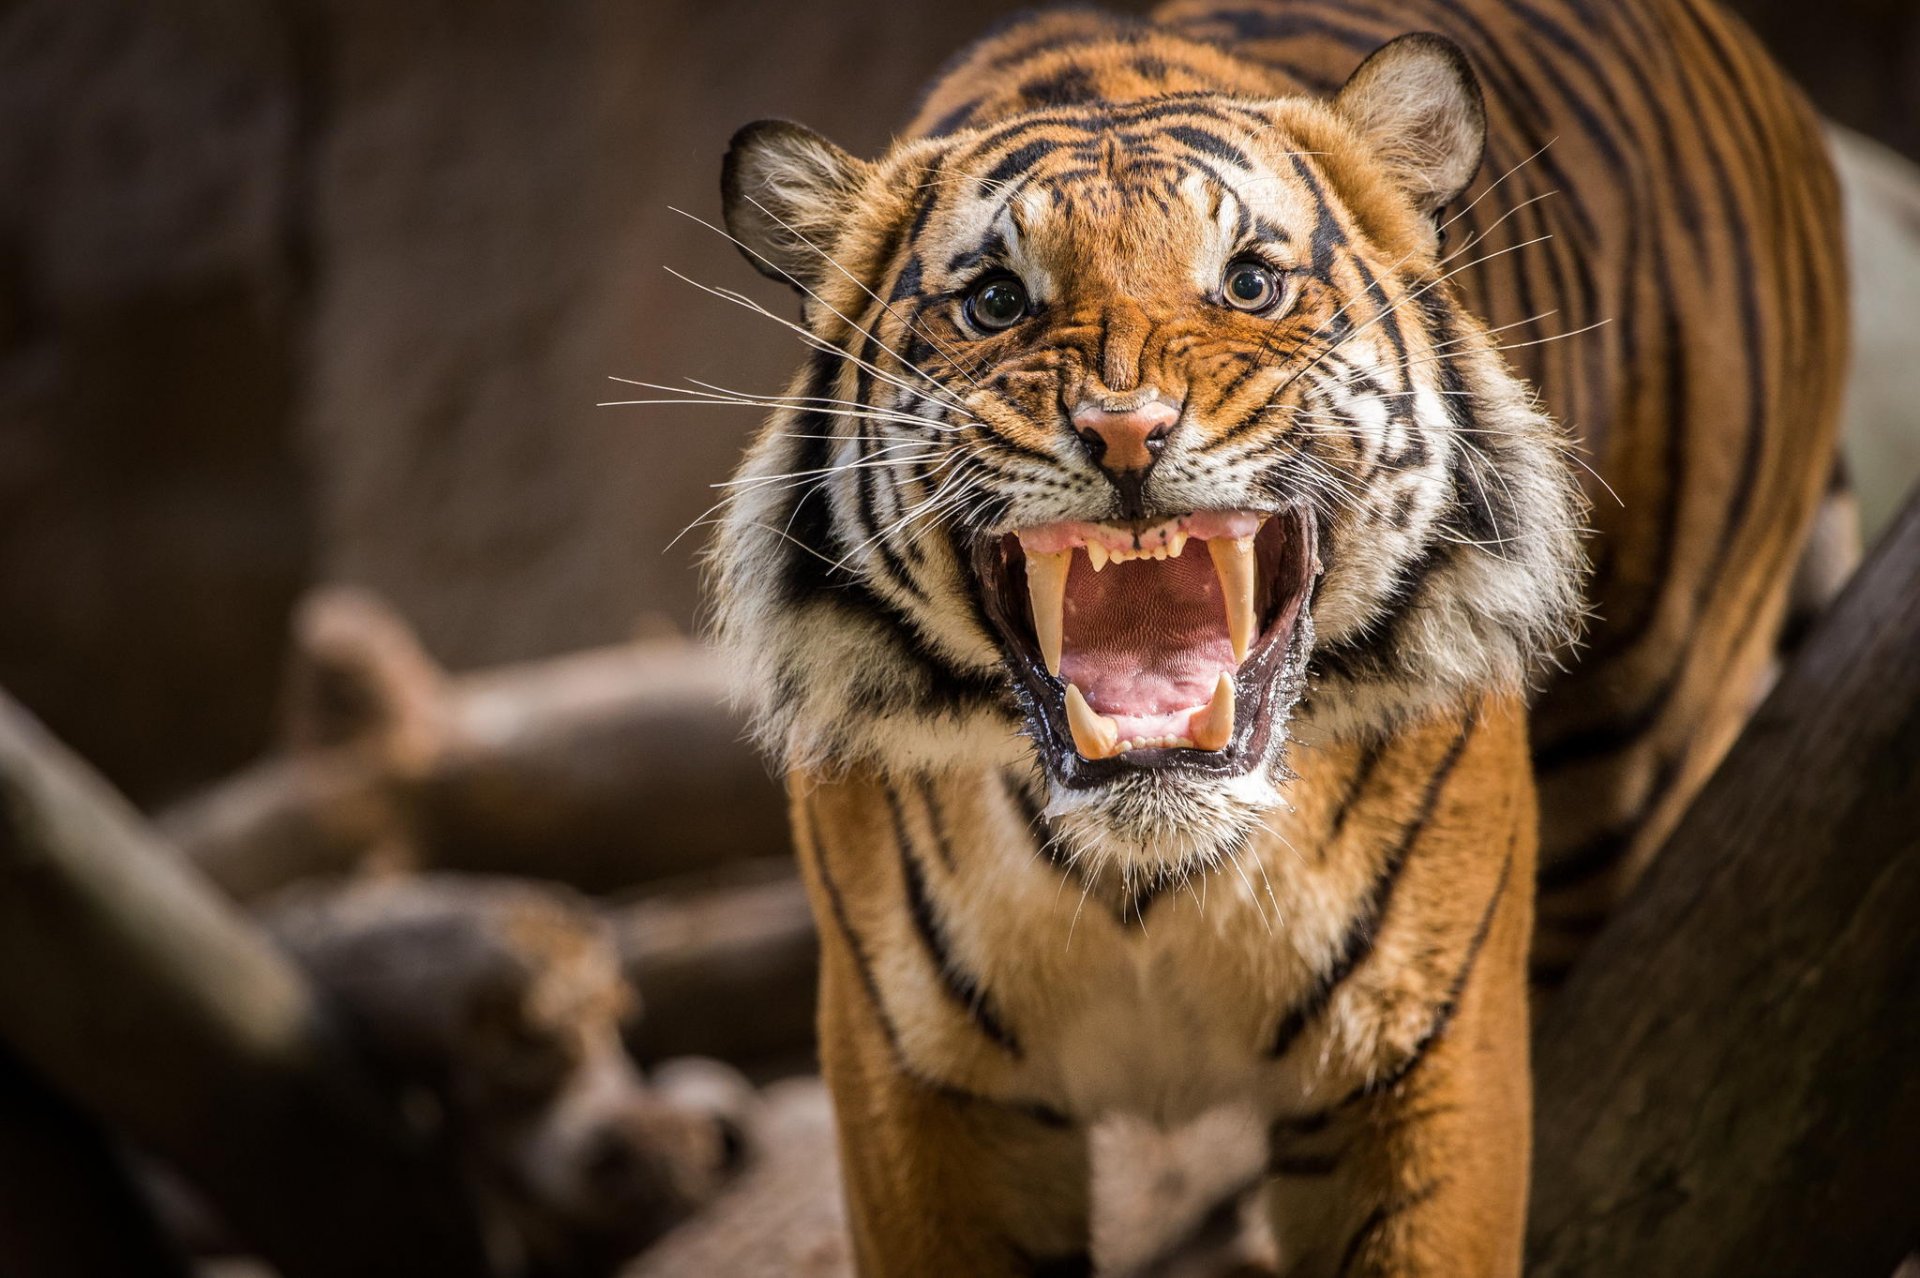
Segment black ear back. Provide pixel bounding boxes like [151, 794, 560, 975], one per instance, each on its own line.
[721, 118, 866, 291]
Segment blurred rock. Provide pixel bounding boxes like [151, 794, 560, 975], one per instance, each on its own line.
[623, 1077, 1280, 1278]
[263, 874, 747, 1278]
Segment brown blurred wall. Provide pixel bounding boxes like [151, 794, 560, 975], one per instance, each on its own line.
[0, 0, 1908, 803]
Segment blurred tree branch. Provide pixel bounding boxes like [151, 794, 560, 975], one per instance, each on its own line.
[160, 588, 789, 899]
[0, 690, 492, 1278]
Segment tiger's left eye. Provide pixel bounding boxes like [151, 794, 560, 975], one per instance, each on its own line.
[1222, 260, 1282, 312]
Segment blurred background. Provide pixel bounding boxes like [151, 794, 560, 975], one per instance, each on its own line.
[1, 2, 1916, 1277]
[4, 0, 1916, 809]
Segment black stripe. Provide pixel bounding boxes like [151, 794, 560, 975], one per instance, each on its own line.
[1123, 876, 1167, 924]
[1004, 770, 1068, 873]
[1269, 713, 1477, 1058]
[1314, 538, 1452, 676]
[890, 788, 1024, 1057]
[1194, 7, 1396, 55]
[1335, 1181, 1443, 1277]
[1161, 123, 1251, 170]
[915, 777, 958, 873]
[1535, 818, 1634, 893]
[1326, 738, 1386, 842]
[1361, 849, 1514, 1099]
[925, 98, 980, 138]
[776, 347, 851, 602]
[805, 802, 908, 1057]
[808, 801, 1066, 1121]
[983, 137, 1063, 188]
[1019, 65, 1098, 108]
[1536, 748, 1679, 895]
[947, 231, 1008, 277]
[850, 419, 928, 605]
[888, 252, 924, 303]
[1288, 152, 1345, 277]
[1413, 288, 1513, 551]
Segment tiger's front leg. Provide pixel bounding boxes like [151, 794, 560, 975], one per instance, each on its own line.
[1264, 823, 1533, 1278]
[816, 934, 1091, 1277]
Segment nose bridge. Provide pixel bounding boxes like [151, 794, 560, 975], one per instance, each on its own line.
[1098, 300, 1152, 393]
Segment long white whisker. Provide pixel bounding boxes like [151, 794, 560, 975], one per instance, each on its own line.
[735, 194, 983, 391]
[662, 266, 979, 421]
[667, 206, 978, 414]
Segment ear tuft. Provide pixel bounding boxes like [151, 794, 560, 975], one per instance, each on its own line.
[1334, 33, 1486, 216]
[721, 119, 865, 292]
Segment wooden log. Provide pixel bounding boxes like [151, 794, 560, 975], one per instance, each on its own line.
[161, 588, 788, 899]
[0, 691, 492, 1278]
[1527, 491, 1920, 1277]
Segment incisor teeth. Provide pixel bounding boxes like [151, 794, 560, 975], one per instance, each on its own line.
[1065, 683, 1120, 760]
[1025, 549, 1070, 676]
[1087, 543, 1109, 573]
[1192, 673, 1236, 751]
[1208, 534, 1258, 663]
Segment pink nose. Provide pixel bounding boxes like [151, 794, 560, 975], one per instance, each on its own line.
[1071, 400, 1178, 475]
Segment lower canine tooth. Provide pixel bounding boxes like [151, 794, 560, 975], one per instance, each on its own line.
[1192, 673, 1236, 751]
[1025, 549, 1070, 676]
[1209, 534, 1258, 663]
[1065, 683, 1120, 759]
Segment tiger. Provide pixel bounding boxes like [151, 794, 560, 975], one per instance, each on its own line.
[705, 0, 1846, 1271]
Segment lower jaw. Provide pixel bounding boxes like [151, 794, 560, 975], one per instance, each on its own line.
[1041, 757, 1293, 875]
[972, 507, 1318, 798]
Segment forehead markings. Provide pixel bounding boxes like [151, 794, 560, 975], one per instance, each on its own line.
[1286, 151, 1347, 279]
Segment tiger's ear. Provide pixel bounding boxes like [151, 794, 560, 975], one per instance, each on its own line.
[1333, 33, 1486, 216]
[722, 119, 869, 292]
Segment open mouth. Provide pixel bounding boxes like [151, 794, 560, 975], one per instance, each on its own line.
[974, 508, 1318, 787]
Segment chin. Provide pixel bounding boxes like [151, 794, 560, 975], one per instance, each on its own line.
[975, 505, 1319, 878]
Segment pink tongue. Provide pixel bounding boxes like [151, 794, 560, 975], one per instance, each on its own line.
[1057, 549, 1235, 743]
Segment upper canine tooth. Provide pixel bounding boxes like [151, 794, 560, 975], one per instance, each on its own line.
[1065, 683, 1120, 759]
[1209, 534, 1258, 663]
[1167, 529, 1188, 558]
[1191, 672, 1236, 751]
[1087, 543, 1109, 572]
[1025, 549, 1070, 676]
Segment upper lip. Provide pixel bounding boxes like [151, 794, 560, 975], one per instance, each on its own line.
[972, 507, 1319, 786]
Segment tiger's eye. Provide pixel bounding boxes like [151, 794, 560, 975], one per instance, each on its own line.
[968, 276, 1029, 331]
[1223, 260, 1280, 312]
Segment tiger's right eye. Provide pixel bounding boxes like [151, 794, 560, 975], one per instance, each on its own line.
[967, 275, 1030, 331]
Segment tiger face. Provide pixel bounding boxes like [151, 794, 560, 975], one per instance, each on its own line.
[711, 34, 1584, 874]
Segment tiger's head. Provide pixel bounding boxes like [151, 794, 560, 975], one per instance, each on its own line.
[708, 31, 1584, 874]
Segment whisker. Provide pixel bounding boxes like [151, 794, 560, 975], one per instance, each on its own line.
[736, 193, 983, 391]
[661, 266, 979, 422]
[668, 206, 978, 414]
